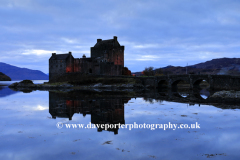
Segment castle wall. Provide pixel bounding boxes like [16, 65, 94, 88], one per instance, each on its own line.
[80, 58, 93, 74]
[91, 47, 105, 59]
[49, 37, 125, 80]
[74, 59, 81, 72]
[91, 46, 124, 67]
[112, 46, 124, 67]
[100, 63, 122, 75]
[49, 59, 67, 81]
[66, 55, 74, 73]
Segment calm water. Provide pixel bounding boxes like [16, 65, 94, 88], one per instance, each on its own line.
[0, 84, 239, 159]
[0, 80, 48, 86]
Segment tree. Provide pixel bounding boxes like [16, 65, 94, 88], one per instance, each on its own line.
[143, 67, 154, 76]
[122, 67, 131, 76]
[155, 68, 164, 76]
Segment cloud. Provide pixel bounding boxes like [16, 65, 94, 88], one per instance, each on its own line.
[22, 50, 56, 56]
[133, 44, 160, 49]
[61, 38, 78, 44]
[0, 0, 239, 73]
[135, 55, 161, 61]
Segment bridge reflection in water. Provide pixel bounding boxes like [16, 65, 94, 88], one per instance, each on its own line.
[48, 89, 238, 135]
[49, 91, 131, 134]
[156, 87, 217, 104]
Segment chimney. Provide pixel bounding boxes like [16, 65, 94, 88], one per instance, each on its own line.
[97, 39, 102, 43]
[82, 54, 86, 58]
[114, 36, 117, 41]
[52, 53, 56, 56]
[69, 51, 72, 55]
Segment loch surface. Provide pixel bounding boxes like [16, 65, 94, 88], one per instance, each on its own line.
[0, 86, 239, 159]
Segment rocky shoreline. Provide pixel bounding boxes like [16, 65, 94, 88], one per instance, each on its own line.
[8, 80, 145, 92]
[208, 90, 240, 103]
[8, 80, 240, 106]
[211, 90, 240, 98]
[8, 80, 240, 103]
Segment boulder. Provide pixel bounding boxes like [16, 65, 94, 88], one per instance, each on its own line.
[19, 80, 34, 84]
[9, 82, 19, 88]
[93, 83, 102, 88]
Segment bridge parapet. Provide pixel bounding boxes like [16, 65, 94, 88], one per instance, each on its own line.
[144, 74, 240, 90]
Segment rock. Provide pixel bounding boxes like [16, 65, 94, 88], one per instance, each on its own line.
[59, 83, 73, 88]
[9, 82, 19, 88]
[119, 84, 134, 88]
[41, 84, 52, 88]
[133, 83, 144, 88]
[17, 83, 37, 88]
[9, 81, 38, 89]
[8, 80, 143, 92]
[19, 80, 34, 84]
[145, 85, 151, 88]
[211, 90, 240, 99]
[102, 85, 112, 88]
[93, 83, 102, 88]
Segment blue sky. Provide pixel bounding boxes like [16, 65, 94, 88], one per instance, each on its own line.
[0, 0, 240, 73]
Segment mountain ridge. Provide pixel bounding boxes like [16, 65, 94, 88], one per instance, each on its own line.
[133, 58, 240, 76]
[0, 62, 48, 80]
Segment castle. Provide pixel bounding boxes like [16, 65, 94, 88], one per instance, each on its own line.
[49, 36, 127, 80]
[49, 91, 130, 134]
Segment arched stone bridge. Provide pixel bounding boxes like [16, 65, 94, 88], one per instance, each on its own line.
[138, 74, 240, 90]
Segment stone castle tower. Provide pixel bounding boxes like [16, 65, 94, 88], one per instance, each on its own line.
[49, 36, 125, 80]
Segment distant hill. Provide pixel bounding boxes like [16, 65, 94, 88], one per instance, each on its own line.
[162, 65, 174, 69]
[133, 58, 240, 76]
[191, 58, 240, 69]
[0, 62, 48, 80]
[0, 72, 11, 81]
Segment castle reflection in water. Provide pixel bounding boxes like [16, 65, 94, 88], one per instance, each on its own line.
[49, 91, 131, 134]
[46, 88, 235, 134]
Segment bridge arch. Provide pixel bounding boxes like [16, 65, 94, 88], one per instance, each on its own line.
[171, 79, 190, 91]
[193, 79, 210, 89]
[175, 91, 188, 99]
